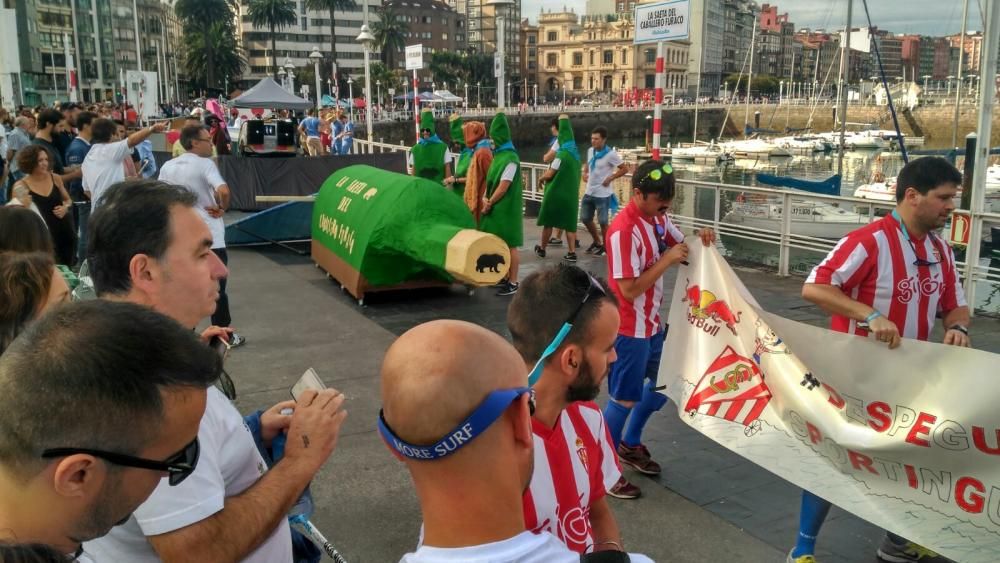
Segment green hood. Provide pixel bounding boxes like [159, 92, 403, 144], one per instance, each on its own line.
[557, 114, 574, 144]
[449, 114, 465, 144]
[489, 112, 512, 147]
[420, 109, 436, 132]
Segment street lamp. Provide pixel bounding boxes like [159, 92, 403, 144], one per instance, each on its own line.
[327, 78, 332, 97]
[464, 81, 469, 109]
[283, 57, 296, 94]
[487, 0, 514, 109]
[356, 23, 375, 144]
[922, 74, 930, 95]
[477, 81, 481, 108]
[309, 46, 323, 110]
[376, 79, 382, 110]
[779, 80, 784, 105]
[947, 75, 954, 96]
[278, 67, 287, 90]
[347, 76, 354, 122]
[533, 83, 537, 110]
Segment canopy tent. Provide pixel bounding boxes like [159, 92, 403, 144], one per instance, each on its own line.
[431, 90, 463, 103]
[230, 77, 313, 110]
[393, 91, 440, 102]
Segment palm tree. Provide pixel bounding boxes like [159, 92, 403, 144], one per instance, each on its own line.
[305, 0, 357, 79]
[184, 21, 246, 91]
[247, 0, 298, 78]
[372, 6, 407, 72]
[175, 0, 237, 90]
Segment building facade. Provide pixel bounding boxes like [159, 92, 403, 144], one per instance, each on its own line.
[520, 18, 538, 95]
[380, 0, 466, 85]
[685, 0, 725, 97]
[533, 10, 689, 102]
[722, 0, 757, 78]
[446, 0, 520, 74]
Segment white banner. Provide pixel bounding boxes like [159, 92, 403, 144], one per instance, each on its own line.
[405, 45, 424, 71]
[658, 244, 1000, 562]
[634, 0, 690, 45]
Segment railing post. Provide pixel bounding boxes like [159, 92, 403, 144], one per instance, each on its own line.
[713, 188, 721, 233]
[778, 192, 792, 276]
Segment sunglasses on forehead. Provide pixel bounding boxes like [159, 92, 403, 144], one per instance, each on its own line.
[42, 437, 200, 486]
[639, 162, 673, 186]
[526, 273, 607, 387]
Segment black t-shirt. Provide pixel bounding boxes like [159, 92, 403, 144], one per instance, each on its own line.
[33, 137, 66, 175]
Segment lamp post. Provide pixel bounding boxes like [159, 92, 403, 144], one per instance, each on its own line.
[278, 67, 287, 90]
[327, 78, 332, 98]
[477, 81, 481, 108]
[779, 80, 784, 105]
[284, 57, 296, 93]
[487, 0, 514, 109]
[347, 77, 354, 122]
[357, 23, 375, 143]
[309, 46, 323, 110]
[376, 79, 382, 110]
[533, 83, 537, 110]
[947, 75, 954, 96]
[507, 81, 511, 106]
[464, 81, 469, 109]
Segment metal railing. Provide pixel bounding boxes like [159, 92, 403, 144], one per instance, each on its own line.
[353, 137, 1000, 314]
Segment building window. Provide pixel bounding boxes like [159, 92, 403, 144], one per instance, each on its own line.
[645, 74, 655, 88]
[528, 48, 535, 56]
[546, 53, 557, 67]
[301, 16, 307, 30]
[573, 77, 583, 89]
[547, 31, 557, 41]
[645, 49, 654, 63]
[589, 51, 595, 65]
[621, 50, 627, 64]
[423, 16, 432, 24]
[528, 35, 536, 44]
[572, 52, 582, 66]
[442, 32, 448, 40]
[603, 50, 613, 64]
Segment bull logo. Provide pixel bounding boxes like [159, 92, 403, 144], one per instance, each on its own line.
[682, 279, 742, 336]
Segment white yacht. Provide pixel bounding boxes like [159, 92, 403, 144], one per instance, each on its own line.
[719, 139, 793, 158]
[670, 143, 735, 163]
[724, 198, 870, 239]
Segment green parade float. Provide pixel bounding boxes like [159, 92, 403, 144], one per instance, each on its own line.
[311, 165, 510, 304]
[410, 109, 448, 185]
[537, 114, 581, 234]
[448, 113, 472, 199]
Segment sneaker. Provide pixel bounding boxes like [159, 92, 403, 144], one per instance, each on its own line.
[496, 281, 519, 296]
[228, 332, 246, 348]
[876, 535, 954, 563]
[617, 443, 661, 475]
[786, 549, 817, 563]
[534, 245, 546, 258]
[563, 252, 577, 263]
[592, 245, 606, 256]
[548, 237, 563, 245]
[584, 242, 600, 254]
[492, 277, 509, 288]
[607, 476, 641, 499]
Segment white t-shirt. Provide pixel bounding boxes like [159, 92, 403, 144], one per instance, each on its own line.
[82, 140, 132, 207]
[584, 146, 623, 198]
[84, 388, 292, 563]
[500, 163, 518, 183]
[403, 531, 652, 563]
[407, 150, 454, 168]
[158, 153, 228, 249]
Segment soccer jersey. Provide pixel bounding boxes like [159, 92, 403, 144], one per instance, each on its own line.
[606, 200, 684, 338]
[807, 212, 966, 340]
[522, 402, 621, 553]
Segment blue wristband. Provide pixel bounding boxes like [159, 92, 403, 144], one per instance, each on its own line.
[865, 311, 882, 323]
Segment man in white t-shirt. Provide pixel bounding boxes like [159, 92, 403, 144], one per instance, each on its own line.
[84, 181, 348, 563]
[158, 124, 245, 347]
[379, 320, 652, 563]
[82, 118, 166, 208]
[0, 300, 221, 561]
[581, 127, 628, 256]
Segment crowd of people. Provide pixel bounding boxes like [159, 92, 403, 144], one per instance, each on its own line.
[0, 93, 975, 563]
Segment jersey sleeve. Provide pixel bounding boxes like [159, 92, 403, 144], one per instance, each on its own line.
[501, 163, 518, 182]
[550, 158, 561, 171]
[608, 149, 623, 168]
[938, 241, 968, 313]
[806, 234, 874, 291]
[594, 410, 622, 497]
[661, 216, 684, 246]
[607, 229, 642, 280]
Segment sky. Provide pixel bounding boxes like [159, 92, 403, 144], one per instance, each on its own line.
[520, 0, 986, 36]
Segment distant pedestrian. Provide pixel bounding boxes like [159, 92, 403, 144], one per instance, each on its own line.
[298, 108, 323, 156]
[581, 127, 628, 255]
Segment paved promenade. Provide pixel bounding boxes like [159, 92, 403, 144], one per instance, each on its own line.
[219, 220, 1000, 562]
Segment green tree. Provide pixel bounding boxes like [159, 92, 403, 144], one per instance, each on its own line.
[247, 0, 298, 78]
[175, 0, 237, 91]
[305, 0, 357, 81]
[371, 5, 407, 71]
[724, 74, 781, 96]
[183, 21, 246, 93]
[427, 51, 494, 93]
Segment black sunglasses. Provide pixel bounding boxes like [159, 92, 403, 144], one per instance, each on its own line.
[527, 273, 606, 386]
[907, 238, 940, 267]
[42, 437, 200, 486]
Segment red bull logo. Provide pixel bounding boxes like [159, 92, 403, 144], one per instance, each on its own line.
[682, 279, 742, 336]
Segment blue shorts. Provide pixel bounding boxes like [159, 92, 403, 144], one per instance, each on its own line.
[607, 330, 665, 402]
[580, 194, 611, 226]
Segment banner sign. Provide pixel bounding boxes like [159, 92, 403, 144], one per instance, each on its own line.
[405, 45, 424, 71]
[658, 244, 1000, 562]
[634, 0, 690, 45]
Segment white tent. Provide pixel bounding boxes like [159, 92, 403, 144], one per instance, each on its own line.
[231, 77, 313, 110]
[431, 90, 464, 103]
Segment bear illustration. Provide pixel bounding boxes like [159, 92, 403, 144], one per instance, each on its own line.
[475, 254, 506, 273]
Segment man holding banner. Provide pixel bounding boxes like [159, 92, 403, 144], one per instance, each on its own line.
[602, 160, 714, 498]
[790, 156, 970, 563]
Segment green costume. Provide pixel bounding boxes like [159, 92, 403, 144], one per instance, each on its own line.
[481, 113, 523, 247]
[537, 115, 581, 232]
[411, 109, 448, 184]
[449, 114, 473, 198]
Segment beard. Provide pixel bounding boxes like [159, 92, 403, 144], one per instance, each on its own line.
[71, 475, 138, 543]
[566, 356, 604, 403]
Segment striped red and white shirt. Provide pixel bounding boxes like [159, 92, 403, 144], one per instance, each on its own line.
[523, 402, 622, 553]
[806, 212, 966, 340]
[606, 200, 684, 338]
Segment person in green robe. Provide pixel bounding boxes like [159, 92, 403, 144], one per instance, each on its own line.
[445, 113, 472, 198]
[481, 112, 523, 297]
[409, 109, 451, 185]
[533, 114, 580, 262]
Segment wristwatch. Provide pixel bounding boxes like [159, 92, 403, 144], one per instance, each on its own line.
[947, 324, 969, 335]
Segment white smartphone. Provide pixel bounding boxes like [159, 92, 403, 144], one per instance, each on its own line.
[290, 368, 327, 401]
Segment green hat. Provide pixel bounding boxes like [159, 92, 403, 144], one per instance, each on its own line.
[489, 112, 512, 145]
[420, 109, 435, 132]
[449, 113, 465, 144]
[557, 114, 574, 144]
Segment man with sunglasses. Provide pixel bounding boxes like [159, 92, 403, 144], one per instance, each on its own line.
[380, 320, 652, 562]
[790, 157, 970, 563]
[0, 300, 220, 560]
[603, 159, 716, 499]
[508, 265, 631, 554]
[85, 180, 348, 563]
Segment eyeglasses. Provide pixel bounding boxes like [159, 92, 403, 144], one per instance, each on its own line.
[907, 238, 941, 267]
[526, 273, 606, 387]
[378, 387, 535, 461]
[41, 437, 200, 486]
[639, 162, 673, 186]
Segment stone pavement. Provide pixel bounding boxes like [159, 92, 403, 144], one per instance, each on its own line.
[219, 219, 1000, 562]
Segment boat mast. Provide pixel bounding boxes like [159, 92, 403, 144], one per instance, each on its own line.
[952, 0, 969, 148]
[744, 23, 757, 133]
[786, 50, 795, 130]
[836, 0, 854, 178]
